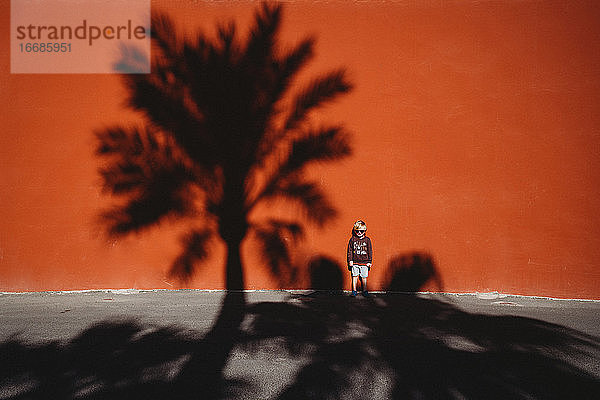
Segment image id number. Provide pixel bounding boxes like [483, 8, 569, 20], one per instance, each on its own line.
[19, 43, 72, 53]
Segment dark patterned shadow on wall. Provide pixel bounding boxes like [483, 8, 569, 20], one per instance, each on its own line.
[308, 255, 344, 292]
[385, 251, 443, 293]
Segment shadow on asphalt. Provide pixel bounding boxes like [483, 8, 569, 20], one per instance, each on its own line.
[1, 294, 599, 399]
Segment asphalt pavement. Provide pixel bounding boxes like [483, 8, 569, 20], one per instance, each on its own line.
[1, 290, 599, 399]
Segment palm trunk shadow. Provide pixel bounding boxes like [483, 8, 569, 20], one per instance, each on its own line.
[176, 293, 246, 399]
[176, 242, 247, 399]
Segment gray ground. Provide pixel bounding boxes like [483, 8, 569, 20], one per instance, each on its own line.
[1, 290, 599, 399]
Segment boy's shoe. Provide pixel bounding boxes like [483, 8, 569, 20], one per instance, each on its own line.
[362, 291, 370, 297]
[350, 291, 357, 297]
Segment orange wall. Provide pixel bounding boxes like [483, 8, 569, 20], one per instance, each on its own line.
[1, 0, 599, 299]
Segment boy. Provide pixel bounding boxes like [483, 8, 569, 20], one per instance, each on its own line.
[347, 220, 372, 297]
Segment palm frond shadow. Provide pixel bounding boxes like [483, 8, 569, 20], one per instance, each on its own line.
[308, 255, 344, 292]
[386, 251, 444, 293]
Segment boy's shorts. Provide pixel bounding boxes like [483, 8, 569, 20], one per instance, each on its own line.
[351, 264, 369, 278]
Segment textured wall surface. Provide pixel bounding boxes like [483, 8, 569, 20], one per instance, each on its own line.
[1, 0, 599, 298]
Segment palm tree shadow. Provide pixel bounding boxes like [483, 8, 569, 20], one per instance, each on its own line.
[243, 294, 600, 399]
[95, 2, 353, 396]
[98, 0, 352, 290]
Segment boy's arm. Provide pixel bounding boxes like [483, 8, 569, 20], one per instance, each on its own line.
[366, 237, 373, 267]
[347, 239, 353, 266]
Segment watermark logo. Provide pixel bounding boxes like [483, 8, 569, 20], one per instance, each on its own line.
[11, 0, 150, 74]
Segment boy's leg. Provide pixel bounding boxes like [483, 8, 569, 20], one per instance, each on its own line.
[350, 266, 358, 296]
[361, 265, 369, 296]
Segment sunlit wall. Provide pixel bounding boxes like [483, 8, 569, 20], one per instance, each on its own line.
[1, 0, 599, 299]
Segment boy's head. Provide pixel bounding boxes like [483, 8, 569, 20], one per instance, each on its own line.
[353, 220, 367, 238]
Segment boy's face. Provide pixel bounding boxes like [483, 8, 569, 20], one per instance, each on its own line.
[355, 229, 366, 238]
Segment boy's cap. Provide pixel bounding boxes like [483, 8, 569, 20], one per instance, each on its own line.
[353, 220, 367, 231]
